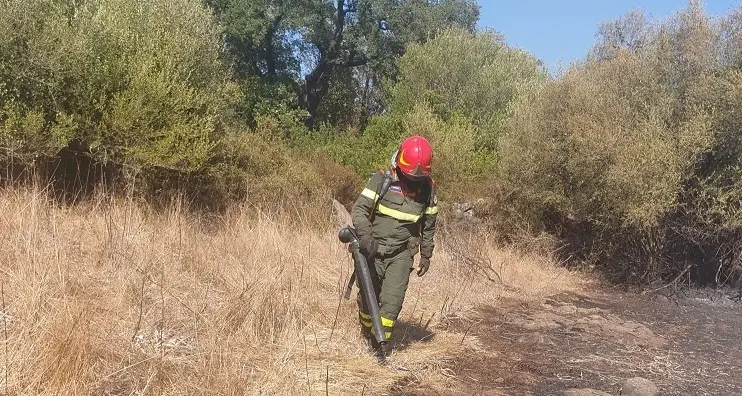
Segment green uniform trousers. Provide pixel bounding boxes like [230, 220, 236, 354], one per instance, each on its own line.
[357, 250, 413, 340]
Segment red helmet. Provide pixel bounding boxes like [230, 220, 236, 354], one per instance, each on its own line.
[392, 135, 433, 178]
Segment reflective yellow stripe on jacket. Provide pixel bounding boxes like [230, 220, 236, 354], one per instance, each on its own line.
[360, 188, 437, 221]
[377, 205, 421, 222]
[361, 188, 378, 200]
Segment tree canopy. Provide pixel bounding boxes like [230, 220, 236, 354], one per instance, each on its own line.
[208, 0, 480, 127]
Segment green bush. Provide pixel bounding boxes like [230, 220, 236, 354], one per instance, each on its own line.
[390, 28, 546, 152]
[299, 117, 403, 179]
[0, 0, 239, 171]
[501, 3, 742, 283]
[402, 104, 495, 199]
[308, 27, 546, 201]
[304, 104, 495, 202]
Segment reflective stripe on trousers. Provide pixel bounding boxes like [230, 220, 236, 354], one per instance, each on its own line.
[358, 311, 394, 340]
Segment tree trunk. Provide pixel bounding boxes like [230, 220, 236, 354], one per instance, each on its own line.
[302, 0, 346, 127]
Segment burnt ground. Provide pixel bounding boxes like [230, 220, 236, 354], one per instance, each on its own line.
[396, 287, 742, 396]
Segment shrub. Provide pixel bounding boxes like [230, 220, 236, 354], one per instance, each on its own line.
[501, 3, 742, 283]
[0, 0, 239, 171]
[403, 104, 495, 199]
[390, 28, 546, 152]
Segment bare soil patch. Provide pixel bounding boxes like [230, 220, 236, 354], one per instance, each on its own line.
[398, 288, 742, 396]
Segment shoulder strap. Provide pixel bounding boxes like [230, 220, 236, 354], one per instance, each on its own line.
[368, 170, 393, 222]
[420, 179, 434, 218]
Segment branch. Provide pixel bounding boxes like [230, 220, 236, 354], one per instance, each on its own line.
[343, 0, 358, 13]
[262, 12, 286, 76]
[641, 264, 693, 295]
[346, 52, 368, 67]
[335, 0, 345, 35]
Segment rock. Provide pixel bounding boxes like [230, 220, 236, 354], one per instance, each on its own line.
[331, 199, 352, 228]
[452, 202, 478, 221]
[570, 314, 666, 348]
[620, 377, 659, 396]
[554, 304, 578, 315]
[654, 294, 671, 304]
[563, 389, 612, 396]
[576, 307, 606, 315]
[517, 332, 555, 345]
[604, 321, 665, 348]
[507, 309, 585, 333]
[453, 202, 473, 212]
[586, 314, 608, 324]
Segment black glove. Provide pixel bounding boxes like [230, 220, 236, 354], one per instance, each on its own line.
[359, 236, 379, 259]
[417, 257, 430, 277]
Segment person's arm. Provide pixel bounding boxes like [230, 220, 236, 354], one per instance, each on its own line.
[351, 172, 383, 257]
[418, 181, 438, 275]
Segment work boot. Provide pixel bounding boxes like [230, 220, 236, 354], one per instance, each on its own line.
[360, 327, 380, 351]
[374, 342, 391, 363]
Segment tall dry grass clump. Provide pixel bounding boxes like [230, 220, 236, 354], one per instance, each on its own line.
[0, 188, 580, 395]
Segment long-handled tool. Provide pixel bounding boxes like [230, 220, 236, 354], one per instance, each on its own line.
[338, 226, 386, 349]
[342, 171, 394, 300]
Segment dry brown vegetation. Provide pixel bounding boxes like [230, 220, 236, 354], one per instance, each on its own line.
[502, 2, 742, 283]
[0, 188, 581, 395]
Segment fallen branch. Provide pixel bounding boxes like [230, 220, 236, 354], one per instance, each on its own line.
[641, 264, 692, 295]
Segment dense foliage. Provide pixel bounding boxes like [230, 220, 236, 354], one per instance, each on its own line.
[0, 0, 238, 170]
[313, 28, 546, 198]
[206, 0, 480, 127]
[502, 1, 742, 283]
[2, 0, 741, 283]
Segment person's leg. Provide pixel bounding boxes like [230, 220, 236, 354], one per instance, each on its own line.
[377, 252, 413, 340]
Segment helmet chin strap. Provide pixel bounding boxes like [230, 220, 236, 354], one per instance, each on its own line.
[390, 150, 399, 168]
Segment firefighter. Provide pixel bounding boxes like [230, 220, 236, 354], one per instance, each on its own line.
[350, 135, 438, 350]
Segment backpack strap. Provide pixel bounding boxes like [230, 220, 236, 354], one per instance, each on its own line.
[420, 180, 431, 220]
[368, 169, 393, 223]
[369, 170, 434, 223]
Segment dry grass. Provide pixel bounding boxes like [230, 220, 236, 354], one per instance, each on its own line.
[0, 188, 583, 395]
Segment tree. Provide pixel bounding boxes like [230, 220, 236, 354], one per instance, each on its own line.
[589, 9, 650, 61]
[501, 2, 742, 283]
[209, 0, 480, 127]
[719, 6, 742, 68]
[390, 28, 546, 150]
[314, 28, 547, 199]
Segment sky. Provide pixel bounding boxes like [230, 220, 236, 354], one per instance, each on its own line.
[478, 0, 740, 75]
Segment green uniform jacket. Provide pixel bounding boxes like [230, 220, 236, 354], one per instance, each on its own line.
[351, 170, 438, 259]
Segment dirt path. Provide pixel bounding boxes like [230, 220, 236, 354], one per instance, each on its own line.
[400, 288, 742, 396]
